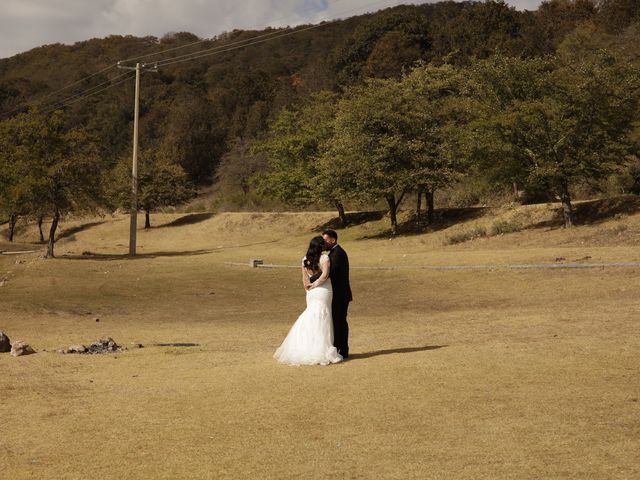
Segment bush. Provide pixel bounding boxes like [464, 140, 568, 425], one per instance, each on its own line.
[445, 225, 487, 244]
[490, 220, 520, 235]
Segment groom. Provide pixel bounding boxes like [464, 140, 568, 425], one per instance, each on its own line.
[322, 229, 352, 359]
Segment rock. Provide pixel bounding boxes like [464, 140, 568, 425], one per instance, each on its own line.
[86, 336, 122, 354]
[11, 341, 35, 357]
[0, 331, 11, 352]
[58, 336, 126, 355]
[102, 337, 117, 351]
[94, 318, 100, 322]
[67, 345, 87, 354]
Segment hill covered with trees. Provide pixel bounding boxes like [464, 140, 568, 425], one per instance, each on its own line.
[1, 0, 640, 247]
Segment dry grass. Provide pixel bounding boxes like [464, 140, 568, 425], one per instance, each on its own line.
[1, 201, 640, 479]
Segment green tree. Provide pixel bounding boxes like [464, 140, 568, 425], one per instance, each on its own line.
[0, 139, 29, 241]
[254, 92, 349, 224]
[111, 149, 195, 229]
[402, 62, 473, 222]
[0, 109, 103, 256]
[330, 78, 415, 234]
[469, 52, 640, 227]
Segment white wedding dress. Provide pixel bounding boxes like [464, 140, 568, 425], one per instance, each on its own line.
[274, 255, 343, 366]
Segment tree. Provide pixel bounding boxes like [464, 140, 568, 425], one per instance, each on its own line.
[213, 137, 268, 205]
[363, 31, 423, 79]
[329, 79, 415, 234]
[254, 92, 349, 225]
[401, 62, 473, 223]
[534, 0, 597, 51]
[596, 0, 640, 33]
[111, 148, 195, 229]
[0, 109, 103, 256]
[468, 51, 640, 227]
[333, 6, 431, 84]
[153, 92, 226, 185]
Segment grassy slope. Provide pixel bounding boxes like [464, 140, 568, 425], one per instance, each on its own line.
[0, 200, 639, 479]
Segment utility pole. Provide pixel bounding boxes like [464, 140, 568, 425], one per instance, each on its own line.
[117, 61, 157, 257]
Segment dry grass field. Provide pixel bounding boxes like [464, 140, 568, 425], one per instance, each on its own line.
[1, 199, 639, 479]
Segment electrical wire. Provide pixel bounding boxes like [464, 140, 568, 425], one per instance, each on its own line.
[120, 0, 348, 64]
[1, 0, 399, 116]
[41, 73, 134, 115]
[154, 0, 396, 68]
[1, 0, 350, 117]
[40, 70, 133, 113]
[0, 63, 118, 119]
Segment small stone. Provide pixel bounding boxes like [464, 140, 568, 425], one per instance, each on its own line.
[0, 331, 11, 353]
[94, 318, 100, 322]
[11, 341, 35, 357]
[68, 345, 87, 354]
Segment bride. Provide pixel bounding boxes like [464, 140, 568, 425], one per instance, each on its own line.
[274, 236, 343, 366]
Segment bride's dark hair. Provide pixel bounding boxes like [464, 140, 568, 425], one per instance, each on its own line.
[304, 236, 325, 272]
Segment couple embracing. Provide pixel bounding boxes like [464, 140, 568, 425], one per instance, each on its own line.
[274, 229, 352, 366]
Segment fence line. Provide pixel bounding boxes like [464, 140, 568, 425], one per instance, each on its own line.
[224, 261, 640, 271]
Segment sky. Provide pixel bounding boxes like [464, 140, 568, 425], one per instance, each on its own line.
[0, 0, 544, 59]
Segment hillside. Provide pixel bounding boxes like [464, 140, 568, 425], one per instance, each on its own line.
[0, 0, 611, 185]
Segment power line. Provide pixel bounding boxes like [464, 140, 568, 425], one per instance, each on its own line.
[0, 63, 118, 119]
[154, 0, 396, 68]
[2, 0, 399, 117]
[119, 0, 348, 64]
[40, 73, 134, 115]
[0, 0, 349, 118]
[39, 70, 133, 113]
[156, 23, 328, 68]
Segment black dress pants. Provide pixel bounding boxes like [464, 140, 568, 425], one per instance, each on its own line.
[332, 300, 350, 357]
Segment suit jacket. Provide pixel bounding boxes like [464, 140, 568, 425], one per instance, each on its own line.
[328, 244, 353, 303]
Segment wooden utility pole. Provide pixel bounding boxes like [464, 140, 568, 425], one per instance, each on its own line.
[117, 61, 157, 256]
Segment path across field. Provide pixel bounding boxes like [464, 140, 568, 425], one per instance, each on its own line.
[226, 260, 640, 271]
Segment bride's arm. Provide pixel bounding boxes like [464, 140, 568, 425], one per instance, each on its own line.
[302, 264, 311, 290]
[309, 257, 330, 289]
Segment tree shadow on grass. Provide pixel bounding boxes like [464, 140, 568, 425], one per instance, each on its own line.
[315, 210, 386, 231]
[360, 207, 487, 239]
[573, 196, 640, 225]
[156, 213, 215, 228]
[56, 221, 108, 240]
[348, 345, 447, 361]
[61, 249, 215, 261]
[523, 196, 640, 231]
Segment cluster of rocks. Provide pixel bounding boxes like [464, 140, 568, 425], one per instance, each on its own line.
[0, 331, 36, 357]
[1, 332, 133, 357]
[60, 337, 127, 355]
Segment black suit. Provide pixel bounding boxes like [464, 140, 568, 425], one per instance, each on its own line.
[328, 244, 352, 357]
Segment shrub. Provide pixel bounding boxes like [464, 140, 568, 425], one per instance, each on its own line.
[490, 220, 520, 235]
[445, 225, 487, 244]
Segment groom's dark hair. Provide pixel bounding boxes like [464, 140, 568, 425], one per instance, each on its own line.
[322, 229, 338, 241]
